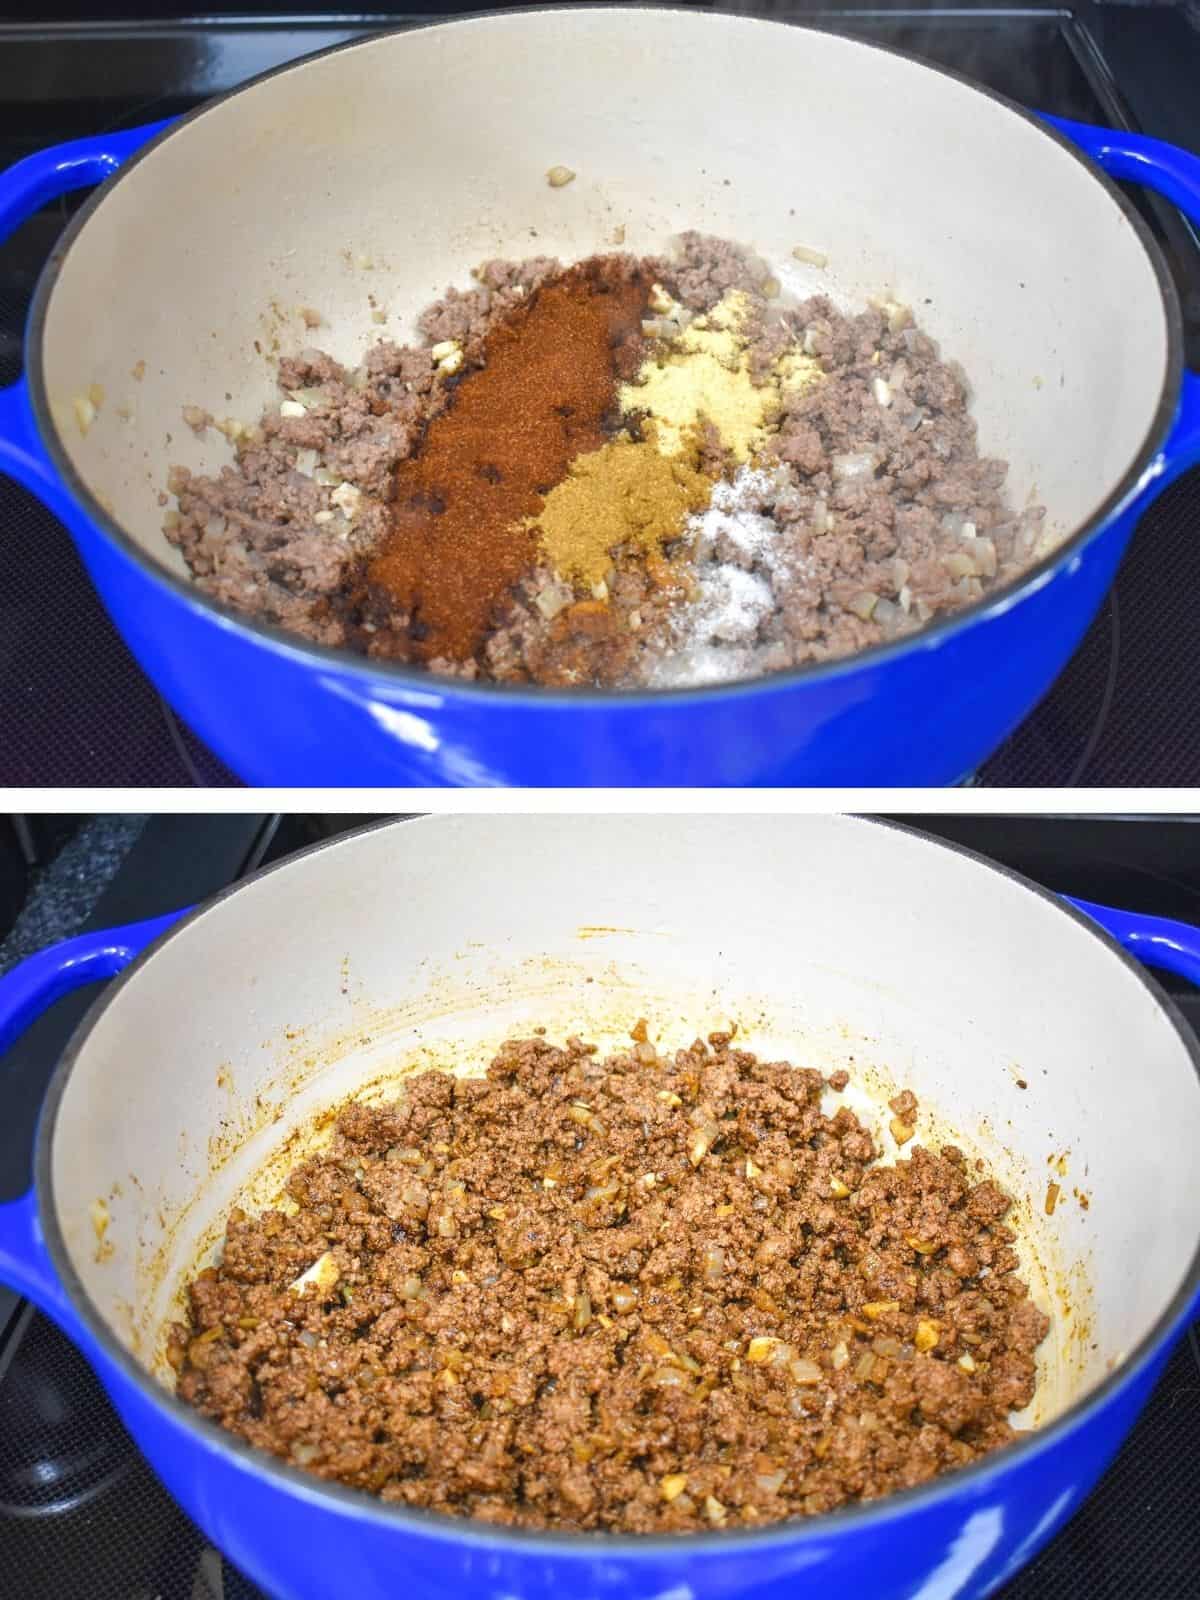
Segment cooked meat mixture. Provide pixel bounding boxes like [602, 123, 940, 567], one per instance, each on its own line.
[164, 233, 1047, 689]
[170, 1031, 1049, 1532]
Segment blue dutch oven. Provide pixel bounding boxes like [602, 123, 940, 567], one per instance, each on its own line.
[0, 814, 1197, 1598]
[0, 10, 1199, 785]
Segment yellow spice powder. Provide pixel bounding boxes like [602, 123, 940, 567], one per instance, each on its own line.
[530, 435, 713, 588]
[619, 289, 823, 463]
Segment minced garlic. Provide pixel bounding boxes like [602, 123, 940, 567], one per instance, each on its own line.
[619, 289, 822, 464]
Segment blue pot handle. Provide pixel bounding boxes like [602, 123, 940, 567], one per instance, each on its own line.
[1068, 895, 1200, 1326]
[1047, 114, 1200, 489]
[0, 120, 171, 496]
[1067, 895, 1200, 988]
[0, 910, 185, 1327]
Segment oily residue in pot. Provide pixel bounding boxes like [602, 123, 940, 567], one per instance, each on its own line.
[170, 1028, 1050, 1532]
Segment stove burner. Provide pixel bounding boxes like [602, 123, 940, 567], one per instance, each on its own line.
[0, 1307, 134, 1519]
[191, 1546, 226, 1600]
[981, 594, 1120, 785]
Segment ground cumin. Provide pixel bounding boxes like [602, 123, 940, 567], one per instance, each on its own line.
[368, 258, 651, 662]
[530, 434, 714, 588]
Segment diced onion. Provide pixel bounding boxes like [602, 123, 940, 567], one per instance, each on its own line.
[386, 1146, 423, 1166]
[972, 537, 998, 578]
[791, 244, 829, 269]
[831, 452, 876, 484]
[654, 1365, 689, 1387]
[534, 581, 574, 621]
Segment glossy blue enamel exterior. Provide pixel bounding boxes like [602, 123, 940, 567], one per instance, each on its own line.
[23, 1339, 1183, 1600]
[0, 897, 1198, 1599]
[1067, 896, 1200, 987]
[0, 911, 184, 1055]
[0, 105, 1198, 782]
[0, 121, 172, 239]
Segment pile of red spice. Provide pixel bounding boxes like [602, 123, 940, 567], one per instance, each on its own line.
[366, 258, 653, 662]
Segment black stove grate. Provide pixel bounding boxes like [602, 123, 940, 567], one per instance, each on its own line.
[981, 469, 1200, 786]
[1, 6, 1199, 786]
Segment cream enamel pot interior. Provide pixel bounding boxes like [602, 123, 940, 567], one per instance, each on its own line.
[1, 815, 1199, 1600]
[0, 9, 1198, 782]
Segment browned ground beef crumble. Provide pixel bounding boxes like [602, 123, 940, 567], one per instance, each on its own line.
[165, 235, 1045, 688]
[170, 1031, 1049, 1531]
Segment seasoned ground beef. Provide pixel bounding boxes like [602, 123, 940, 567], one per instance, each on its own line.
[164, 234, 1046, 689]
[170, 1030, 1049, 1532]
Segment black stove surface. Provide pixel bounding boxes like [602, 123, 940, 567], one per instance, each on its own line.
[1, 4, 1199, 786]
[0, 812, 1198, 1598]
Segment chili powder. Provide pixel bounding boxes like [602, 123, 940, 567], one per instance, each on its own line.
[369, 257, 652, 662]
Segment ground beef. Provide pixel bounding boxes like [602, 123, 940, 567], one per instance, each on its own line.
[662, 229, 779, 313]
[170, 1030, 1049, 1532]
[165, 233, 1047, 685]
[164, 255, 563, 649]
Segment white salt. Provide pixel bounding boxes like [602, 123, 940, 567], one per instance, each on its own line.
[695, 566, 775, 644]
[650, 465, 792, 686]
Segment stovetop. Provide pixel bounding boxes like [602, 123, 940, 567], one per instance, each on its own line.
[0, 812, 1198, 1598]
[1, 4, 1199, 785]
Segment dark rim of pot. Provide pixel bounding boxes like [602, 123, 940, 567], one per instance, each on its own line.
[33, 815, 1200, 1557]
[25, 6, 1187, 719]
